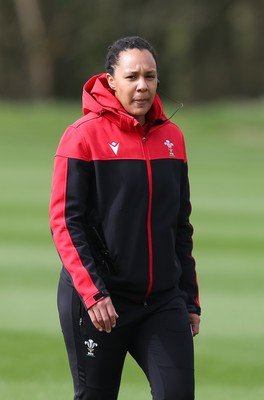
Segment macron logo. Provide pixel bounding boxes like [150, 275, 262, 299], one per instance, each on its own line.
[109, 142, 120, 155]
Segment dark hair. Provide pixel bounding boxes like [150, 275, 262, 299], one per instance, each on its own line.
[105, 36, 158, 75]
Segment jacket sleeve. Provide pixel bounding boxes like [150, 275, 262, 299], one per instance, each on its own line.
[49, 125, 109, 309]
[176, 158, 201, 315]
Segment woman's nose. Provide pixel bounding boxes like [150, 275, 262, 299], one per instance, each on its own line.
[137, 78, 148, 91]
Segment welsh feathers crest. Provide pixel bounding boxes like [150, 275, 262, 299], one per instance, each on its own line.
[84, 339, 98, 357]
[164, 140, 175, 157]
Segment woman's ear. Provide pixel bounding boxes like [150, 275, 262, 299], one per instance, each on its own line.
[106, 73, 115, 90]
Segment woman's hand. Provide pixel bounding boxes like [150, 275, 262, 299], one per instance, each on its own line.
[189, 313, 200, 337]
[88, 297, 119, 333]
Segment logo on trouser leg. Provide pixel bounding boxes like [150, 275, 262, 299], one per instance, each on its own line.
[84, 339, 98, 357]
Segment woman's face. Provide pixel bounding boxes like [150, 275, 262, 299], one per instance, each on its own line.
[106, 49, 158, 125]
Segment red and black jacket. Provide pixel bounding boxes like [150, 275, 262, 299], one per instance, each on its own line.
[49, 73, 200, 314]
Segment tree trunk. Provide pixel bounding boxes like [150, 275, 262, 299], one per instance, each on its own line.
[13, 0, 54, 98]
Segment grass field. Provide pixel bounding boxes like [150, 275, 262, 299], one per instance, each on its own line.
[0, 98, 263, 399]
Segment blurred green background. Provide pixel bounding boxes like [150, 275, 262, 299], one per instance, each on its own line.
[0, 0, 264, 399]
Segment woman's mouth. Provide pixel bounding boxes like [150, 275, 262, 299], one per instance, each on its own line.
[134, 98, 148, 105]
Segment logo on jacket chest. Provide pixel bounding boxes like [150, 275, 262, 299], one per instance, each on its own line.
[109, 141, 120, 155]
[164, 139, 175, 157]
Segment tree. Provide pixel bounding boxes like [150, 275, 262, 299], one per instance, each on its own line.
[0, 0, 263, 100]
[13, 0, 54, 98]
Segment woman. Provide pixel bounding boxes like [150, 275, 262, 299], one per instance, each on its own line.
[50, 36, 201, 400]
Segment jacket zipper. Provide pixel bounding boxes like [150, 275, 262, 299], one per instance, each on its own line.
[141, 134, 153, 301]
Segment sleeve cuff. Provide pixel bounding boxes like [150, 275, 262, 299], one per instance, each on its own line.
[84, 289, 110, 309]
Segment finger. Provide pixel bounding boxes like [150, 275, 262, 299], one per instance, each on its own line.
[99, 307, 112, 333]
[88, 309, 103, 332]
[102, 297, 119, 329]
[191, 324, 199, 336]
[93, 307, 109, 332]
[189, 313, 200, 337]
[106, 304, 119, 328]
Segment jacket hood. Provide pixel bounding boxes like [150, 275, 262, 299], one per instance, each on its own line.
[82, 73, 167, 131]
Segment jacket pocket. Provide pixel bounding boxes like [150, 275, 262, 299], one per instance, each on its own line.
[87, 225, 118, 275]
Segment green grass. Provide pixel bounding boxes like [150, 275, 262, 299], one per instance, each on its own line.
[0, 98, 263, 399]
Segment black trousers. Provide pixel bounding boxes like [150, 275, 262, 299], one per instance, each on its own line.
[57, 273, 195, 400]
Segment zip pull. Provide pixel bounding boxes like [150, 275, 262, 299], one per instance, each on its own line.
[79, 302, 85, 326]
